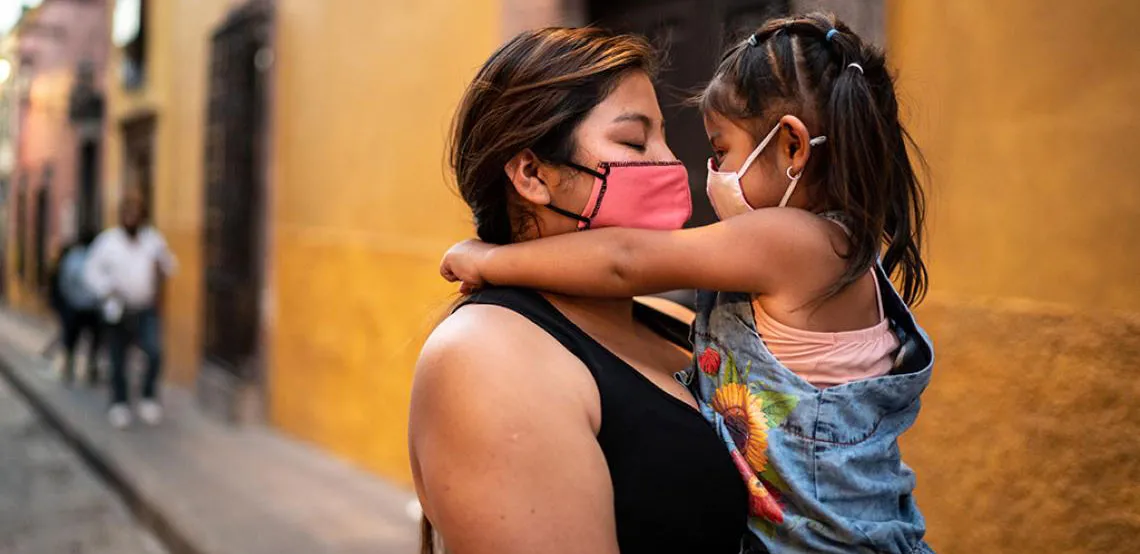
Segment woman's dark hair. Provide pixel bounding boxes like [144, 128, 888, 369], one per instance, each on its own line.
[424, 28, 658, 553]
[450, 27, 658, 245]
[699, 12, 928, 305]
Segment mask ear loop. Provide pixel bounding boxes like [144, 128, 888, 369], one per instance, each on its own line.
[736, 122, 783, 177]
[545, 203, 592, 227]
[779, 136, 826, 207]
[779, 166, 803, 208]
[543, 162, 609, 229]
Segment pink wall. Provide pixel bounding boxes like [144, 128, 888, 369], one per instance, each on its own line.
[9, 0, 108, 295]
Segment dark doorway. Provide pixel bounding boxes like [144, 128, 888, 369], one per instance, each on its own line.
[15, 177, 26, 280]
[590, 0, 790, 227]
[121, 114, 156, 218]
[34, 174, 49, 290]
[202, 1, 270, 379]
[77, 140, 101, 233]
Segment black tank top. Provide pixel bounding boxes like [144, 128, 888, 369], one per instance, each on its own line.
[460, 287, 748, 553]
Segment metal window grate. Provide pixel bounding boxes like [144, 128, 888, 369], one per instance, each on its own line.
[201, 2, 270, 377]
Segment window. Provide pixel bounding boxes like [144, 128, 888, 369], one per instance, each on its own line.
[113, 0, 147, 88]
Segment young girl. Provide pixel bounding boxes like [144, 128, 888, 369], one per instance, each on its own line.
[441, 12, 934, 554]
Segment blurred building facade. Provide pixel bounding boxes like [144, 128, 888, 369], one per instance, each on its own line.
[2, 0, 108, 312]
[97, 0, 498, 481]
[0, 0, 1131, 552]
[0, 33, 17, 302]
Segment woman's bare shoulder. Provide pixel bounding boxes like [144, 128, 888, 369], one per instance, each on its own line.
[410, 305, 615, 553]
[413, 303, 600, 431]
[420, 303, 574, 370]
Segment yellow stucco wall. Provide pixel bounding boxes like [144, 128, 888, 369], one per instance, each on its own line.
[889, 1, 1140, 551]
[98, 0, 505, 483]
[102, 0, 165, 243]
[103, 0, 234, 386]
[267, 0, 500, 482]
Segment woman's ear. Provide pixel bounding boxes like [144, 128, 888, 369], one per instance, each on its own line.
[779, 115, 813, 176]
[504, 150, 556, 206]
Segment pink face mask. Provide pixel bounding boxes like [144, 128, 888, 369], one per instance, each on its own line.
[546, 161, 693, 231]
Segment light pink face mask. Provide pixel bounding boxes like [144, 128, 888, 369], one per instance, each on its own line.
[705, 118, 827, 219]
[546, 161, 693, 231]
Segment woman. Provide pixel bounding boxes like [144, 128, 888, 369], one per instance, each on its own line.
[409, 28, 748, 553]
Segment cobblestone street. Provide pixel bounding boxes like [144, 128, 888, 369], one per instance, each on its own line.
[0, 377, 166, 554]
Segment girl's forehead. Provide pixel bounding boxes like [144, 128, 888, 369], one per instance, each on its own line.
[703, 111, 757, 138]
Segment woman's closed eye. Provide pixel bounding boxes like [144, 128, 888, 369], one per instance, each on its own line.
[621, 141, 647, 153]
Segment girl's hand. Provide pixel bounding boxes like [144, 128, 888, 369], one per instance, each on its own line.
[441, 239, 496, 293]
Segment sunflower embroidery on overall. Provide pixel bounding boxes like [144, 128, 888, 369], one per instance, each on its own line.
[700, 346, 799, 531]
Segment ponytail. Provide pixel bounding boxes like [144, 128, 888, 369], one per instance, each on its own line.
[825, 56, 889, 300]
[824, 34, 927, 305]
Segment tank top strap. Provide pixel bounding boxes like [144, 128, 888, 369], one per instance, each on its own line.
[818, 211, 885, 320]
[818, 211, 852, 235]
[457, 287, 607, 367]
[871, 264, 886, 320]
[633, 302, 692, 350]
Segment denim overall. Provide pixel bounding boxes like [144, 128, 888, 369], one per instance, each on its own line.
[685, 265, 935, 554]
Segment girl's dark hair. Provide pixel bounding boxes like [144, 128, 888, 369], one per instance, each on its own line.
[699, 12, 928, 306]
[450, 27, 658, 245]
[424, 28, 657, 553]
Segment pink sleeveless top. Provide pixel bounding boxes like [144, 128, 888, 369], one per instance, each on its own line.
[751, 217, 899, 388]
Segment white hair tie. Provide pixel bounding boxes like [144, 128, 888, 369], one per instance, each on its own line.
[847, 63, 864, 74]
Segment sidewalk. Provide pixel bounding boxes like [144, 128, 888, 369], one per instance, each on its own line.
[0, 308, 419, 554]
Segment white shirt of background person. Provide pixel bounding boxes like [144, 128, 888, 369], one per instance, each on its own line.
[83, 226, 178, 320]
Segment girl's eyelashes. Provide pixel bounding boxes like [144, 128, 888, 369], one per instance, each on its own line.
[708, 136, 727, 166]
[622, 142, 647, 153]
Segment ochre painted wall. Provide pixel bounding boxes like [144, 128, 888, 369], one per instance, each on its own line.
[102, 0, 165, 239]
[103, 0, 234, 386]
[889, 1, 1140, 551]
[268, 0, 500, 483]
[99, 0, 510, 484]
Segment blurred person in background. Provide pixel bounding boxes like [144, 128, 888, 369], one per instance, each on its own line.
[57, 228, 103, 386]
[409, 28, 748, 554]
[43, 238, 77, 361]
[85, 189, 177, 429]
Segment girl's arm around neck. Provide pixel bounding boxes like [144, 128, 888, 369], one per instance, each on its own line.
[466, 208, 829, 297]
